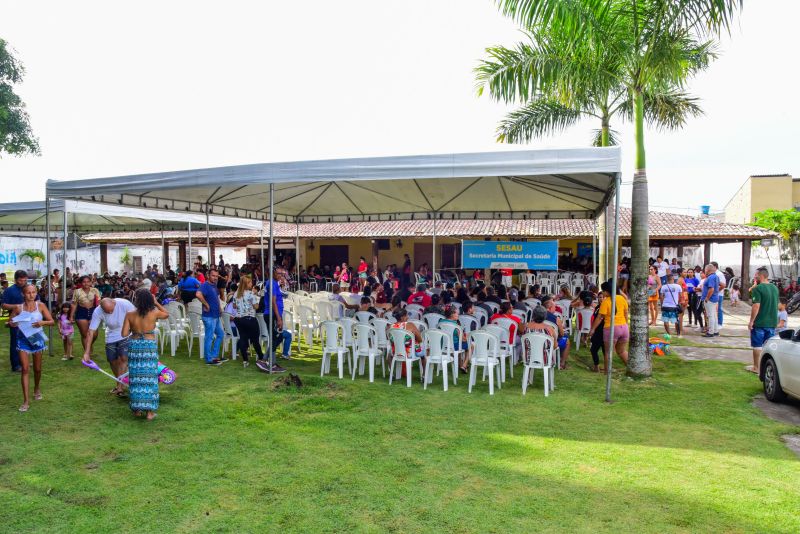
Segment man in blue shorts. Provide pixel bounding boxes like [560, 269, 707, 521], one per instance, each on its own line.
[749, 267, 778, 374]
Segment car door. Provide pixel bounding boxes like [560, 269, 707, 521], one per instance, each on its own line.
[780, 339, 800, 396]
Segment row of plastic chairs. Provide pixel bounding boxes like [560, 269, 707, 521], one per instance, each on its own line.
[318, 314, 557, 396]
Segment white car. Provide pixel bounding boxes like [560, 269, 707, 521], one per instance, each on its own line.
[760, 330, 800, 402]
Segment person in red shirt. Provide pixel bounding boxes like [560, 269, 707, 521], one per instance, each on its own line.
[407, 284, 432, 308]
[490, 302, 524, 343]
[357, 257, 369, 289]
[500, 268, 513, 287]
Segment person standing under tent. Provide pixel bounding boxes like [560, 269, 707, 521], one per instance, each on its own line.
[122, 289, 169, 420]
[231, 274, 263, 368]
[500, 268, 513, 288]
[589, 281, 629, 368]
[2, 270, 33, 373]
[178, 270, 200, 305]
[82, 298, 136, 397]
[357, 257, 369, 289]
[257, 267, 289, 373]
[195, 269, 225, 366]
[748, 267, 779, 374]
[9, 284, 54, 412]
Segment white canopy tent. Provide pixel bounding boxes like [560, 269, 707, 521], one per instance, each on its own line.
[46, 147, 623, 396]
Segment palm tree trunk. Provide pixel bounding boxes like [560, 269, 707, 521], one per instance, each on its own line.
[628, 89, 652, 377]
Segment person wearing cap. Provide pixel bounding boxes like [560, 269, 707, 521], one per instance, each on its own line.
[407, 283, 432, 307]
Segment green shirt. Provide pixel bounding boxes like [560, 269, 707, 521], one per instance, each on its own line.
[752, 282, 779, 328]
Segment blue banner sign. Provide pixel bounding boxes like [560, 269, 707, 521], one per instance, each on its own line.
[461, 240, 558, 270]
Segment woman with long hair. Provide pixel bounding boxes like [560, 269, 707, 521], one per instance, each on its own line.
[232, 275, 263, 367]
[647, 265, 661, 326]
[122, 288, 169, 420]
[70, 275, 101, 357]
[9, 284, 54, 412]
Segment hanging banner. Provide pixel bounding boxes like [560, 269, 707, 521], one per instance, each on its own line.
[461, 240, 558, 270]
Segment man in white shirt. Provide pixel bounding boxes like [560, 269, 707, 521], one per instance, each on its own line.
[659, 274, 683, 336]
[656, 256, 670, 284]
[712, 262, 726, 327]
[82, 298, 136, 395]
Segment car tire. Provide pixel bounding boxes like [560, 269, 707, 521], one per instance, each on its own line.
[763, 357, 788, 403]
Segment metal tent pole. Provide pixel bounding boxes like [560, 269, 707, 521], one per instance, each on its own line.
[205, 205, 211, 268]
[45, 196, 52, 356]
[432, 212, 437, 285]
[73, 231, 78, 275]
[592, 220, 597, 283]
[160, 224, 166, 276]
[605, 173, 622, 403]
[268, 184, 275, 374]
[296, 221, 300, 291]
[62, 208, 68, 303]
[604, 206, 610, 282]
[188, 222, 192, 271]
[260, 226, 265, 286]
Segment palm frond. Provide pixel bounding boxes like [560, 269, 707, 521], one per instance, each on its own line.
[618, 88, 703, 130]
[496, 99, 582, 144]
[590, 127, 621, 147]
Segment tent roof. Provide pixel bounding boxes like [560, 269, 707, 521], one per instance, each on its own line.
[0, 200, 262, 233]
[46, 148, 621, 223]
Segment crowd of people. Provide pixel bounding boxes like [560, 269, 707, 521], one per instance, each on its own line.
[0, 253, 299, 417]
[1, 248, 785, 415]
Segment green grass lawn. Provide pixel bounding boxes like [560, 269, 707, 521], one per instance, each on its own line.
[1, 323, 799, 533]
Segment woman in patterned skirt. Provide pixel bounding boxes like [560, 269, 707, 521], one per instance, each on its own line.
[122, 288, 169, 420]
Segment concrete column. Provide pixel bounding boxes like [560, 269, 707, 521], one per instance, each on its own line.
[100, 243, 108, 274]
[162, 242, 170, 272]
[210, 242, 216, 267]
[178, 240, 187, 271]
[741, 239, 751, 302]
[703, 242, 711, 267]
[676, 245, 684, 265]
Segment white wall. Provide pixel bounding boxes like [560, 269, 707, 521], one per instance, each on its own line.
[0, 237, 248, 276]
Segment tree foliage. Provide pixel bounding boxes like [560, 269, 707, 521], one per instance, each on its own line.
[475, 4, 710, 146]
[752, 209, 800, 280]
[0, 38, 39, 157]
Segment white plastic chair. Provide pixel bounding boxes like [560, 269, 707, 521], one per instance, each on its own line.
[521, 332, 555, 396]
[436, 321, 463, 378]
[423, 329, 455, 391]
[472, 307, 488, 327]
[355, 311, 377, 324]
[351, 323, 384, 382]
[387, 327, 423, 388]
[187, 311, 205, 360]
[458, 314, 479, 334]
[297, 305, 317, 348]
[406, 303, 424, 317]
[220, 312, 239, 360]
[164, 310, 189, 357]
[484, 302, 500, 315]
[574, 308, 594, 350]
[511, 309, 527, 323]
[485, 323, 513, 380]
[255, 314, 272, 355]
[543, 320, 561, 369]
[468, 331, 501, 395]
[319, 321, 350, 379]
[339, 317, 357, 356]
[371, 318, 391, 357]
[422, 313, 445, 330]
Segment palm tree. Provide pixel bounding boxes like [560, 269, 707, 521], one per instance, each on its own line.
[475, 21, 706, 281]
[492, 0, 742, 377]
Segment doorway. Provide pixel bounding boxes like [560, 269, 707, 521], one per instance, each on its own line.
[320, 245, 349, 270]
